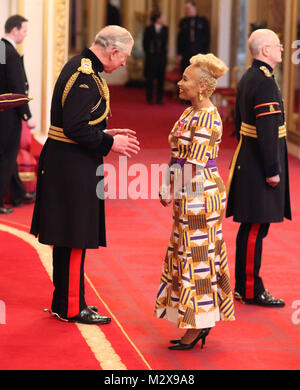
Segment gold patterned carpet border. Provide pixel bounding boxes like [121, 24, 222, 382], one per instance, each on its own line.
[0, 222, 127, 370]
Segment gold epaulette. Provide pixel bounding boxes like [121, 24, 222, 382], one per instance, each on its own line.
[260, 66, 273, 77]
[61, 58, 94, 107]
[77, 58, 94, 75]
[61, 59, 110, 124]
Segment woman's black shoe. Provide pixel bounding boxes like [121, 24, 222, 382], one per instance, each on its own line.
[170, 337, 182, 344]
[170, 328, 211, 344]
[168, 328, 211, 350]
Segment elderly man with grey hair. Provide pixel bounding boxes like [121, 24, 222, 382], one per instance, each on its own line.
[31, 25, 140, 325]
[226, 29, 291, 307]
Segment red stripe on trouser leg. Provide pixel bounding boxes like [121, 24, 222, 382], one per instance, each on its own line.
[67, 249, 82, 318]
[245, 224, 260, 299]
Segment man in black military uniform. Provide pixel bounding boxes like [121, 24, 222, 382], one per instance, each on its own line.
[0, 15, 36, 214]
[177, 0, 210, 74]
[143, 11, 168, 105]
[30, 26, 140, 325]
[226, 29, 291, 307]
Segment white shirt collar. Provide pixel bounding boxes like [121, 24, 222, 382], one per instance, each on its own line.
[155, 24, 162, 33]
[3, 36, 17, 49]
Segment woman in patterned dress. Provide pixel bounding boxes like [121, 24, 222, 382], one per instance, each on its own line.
[154, 53, 235, 350]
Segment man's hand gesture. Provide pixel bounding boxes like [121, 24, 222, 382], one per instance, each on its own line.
[111, 129, 140, 158]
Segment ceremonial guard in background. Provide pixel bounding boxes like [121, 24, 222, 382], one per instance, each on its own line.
[177, 1, 210, 73]
[143, 11, 168, 105]
[31, 26, 140, 324]
[226, 29, 292, 307]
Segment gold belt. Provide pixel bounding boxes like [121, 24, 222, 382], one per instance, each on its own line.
[226, 122, 287, 197]
[48, 125, 77, 144]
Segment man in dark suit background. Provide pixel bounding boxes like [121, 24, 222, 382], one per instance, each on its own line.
[143, 11, 168, 105]
[177, 0, 210, 74]
[106, 0, 122, 26]
[0, 15, 36, 214]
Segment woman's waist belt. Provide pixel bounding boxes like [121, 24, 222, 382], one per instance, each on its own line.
[240, 122, 287, 139]
[48, 125, 77, 144]
[170, 157, 217, 168]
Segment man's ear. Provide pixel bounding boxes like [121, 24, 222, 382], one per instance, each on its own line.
[261, 45, 269, 57]
[10, 27, 19, 36]
[110, 48, 119, 58]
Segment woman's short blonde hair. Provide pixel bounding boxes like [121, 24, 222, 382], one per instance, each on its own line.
[189, 53, 228, 97]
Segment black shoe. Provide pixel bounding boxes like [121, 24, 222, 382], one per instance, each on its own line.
[24, 191, 36, 203]
[13, 192, 36, 207]
[170, 337, 182, 344]
[249, 290, 285, 307]
[44, 307, 111, 324]
[0, 206, 14, 214]
[234, 291, 246, 303]
[236, 290, 285, 307]
[168, 328, 211, 350]
[88, 305, 98, 312]
[67, 307, 111, 324]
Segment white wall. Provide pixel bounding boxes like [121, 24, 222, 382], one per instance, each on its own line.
[216, 0, 232, 87]
[0, 0, 44, 132]
[22, 0, 44, 133]
[0, 1, 10, 33]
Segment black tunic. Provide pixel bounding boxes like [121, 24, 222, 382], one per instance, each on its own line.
[226, 60, 292, 224]
[177, 15, 210, 71]
[143, 24, 168, 78]
[30, 48, 114, 248]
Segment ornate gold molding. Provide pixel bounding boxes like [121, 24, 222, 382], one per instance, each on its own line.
[53, 0, 69, 85]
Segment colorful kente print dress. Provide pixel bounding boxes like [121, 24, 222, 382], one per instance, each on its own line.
[154, 106, 235, 329]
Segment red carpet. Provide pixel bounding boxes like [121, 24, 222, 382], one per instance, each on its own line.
[0, 228, 100, 370]
[0, 85, 300, 371]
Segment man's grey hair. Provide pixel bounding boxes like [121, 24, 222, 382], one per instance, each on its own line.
[248, 29, 277, 57]
[94, 25, 134, 53]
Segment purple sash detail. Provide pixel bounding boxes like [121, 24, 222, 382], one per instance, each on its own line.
[170, 157, 186, 167]
[170, 157, 217, 168]
[205, 159, 217, 168]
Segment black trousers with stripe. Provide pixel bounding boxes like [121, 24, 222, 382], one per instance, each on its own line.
[235, 223, 270, 299]
[51, 247, 87, 318]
